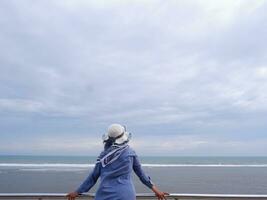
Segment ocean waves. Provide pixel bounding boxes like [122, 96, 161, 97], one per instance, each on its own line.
[1, 163, 267, 170]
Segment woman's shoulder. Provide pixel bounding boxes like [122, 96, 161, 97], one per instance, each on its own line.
[127, 146, 137, 156]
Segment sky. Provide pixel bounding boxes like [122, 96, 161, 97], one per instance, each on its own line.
[0, 0, 267, 156]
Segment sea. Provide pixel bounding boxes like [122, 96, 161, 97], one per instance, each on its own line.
[1, 155, 267, 194]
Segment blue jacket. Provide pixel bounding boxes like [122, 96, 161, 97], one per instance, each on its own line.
[75, 145, 153, 200]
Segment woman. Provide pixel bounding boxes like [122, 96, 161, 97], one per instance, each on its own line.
[67, 124, 168, 200]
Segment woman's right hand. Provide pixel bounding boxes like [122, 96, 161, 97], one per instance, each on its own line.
[152, 185, 169, 200]
[66, 191, 79, 200]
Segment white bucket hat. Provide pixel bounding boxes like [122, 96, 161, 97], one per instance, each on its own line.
[102, 123, 131, 144]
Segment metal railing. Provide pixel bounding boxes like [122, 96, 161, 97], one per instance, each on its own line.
[0, 193, 267, 200]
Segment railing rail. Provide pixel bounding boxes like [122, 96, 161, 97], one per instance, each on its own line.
[0, 193, 267, 200]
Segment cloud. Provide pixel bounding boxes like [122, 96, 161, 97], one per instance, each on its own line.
[0, 135, 103, 155]
[0, 98, 43, 112]
[1, 133, 266, 156]
[131, 135, 267, 156]
[0, 0, 267, 155]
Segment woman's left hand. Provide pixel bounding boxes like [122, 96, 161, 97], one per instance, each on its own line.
[152, 185, 169, 200]
[66, 191, 78, 200]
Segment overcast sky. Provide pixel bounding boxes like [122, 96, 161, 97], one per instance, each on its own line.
[1, 0, 267, 156]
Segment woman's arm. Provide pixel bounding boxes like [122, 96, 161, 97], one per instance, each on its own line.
[132, 155, 168, 200]
[66, 162, 101, 200]
[132, 154, 154, 188]
[75, 162, 101, 193]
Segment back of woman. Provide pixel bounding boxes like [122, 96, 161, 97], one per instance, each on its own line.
[67, 124, 168, 200]
[96, 146, 137, 200]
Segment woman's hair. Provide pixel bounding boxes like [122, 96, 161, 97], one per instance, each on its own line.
[103, 137, 116, 150]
